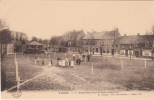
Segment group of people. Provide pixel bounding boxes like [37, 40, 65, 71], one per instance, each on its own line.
[57, 58, 74, 67]
[35, 53, 91, 68]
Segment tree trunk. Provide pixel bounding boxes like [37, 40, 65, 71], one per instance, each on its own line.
[53, 44, 55, 52]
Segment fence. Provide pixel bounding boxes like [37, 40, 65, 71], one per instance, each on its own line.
[101, 55, 154, 71]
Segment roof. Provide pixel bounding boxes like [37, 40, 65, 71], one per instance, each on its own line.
[115, 36, 138, 44]
[115, 35, 154, 44]
[83, 30, 119, 40]
[26, 41, 44, 46]
[82, 33, 95, 39]
[138, 35, 154, 43]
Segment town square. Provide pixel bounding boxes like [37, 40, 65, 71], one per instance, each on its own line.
[0, 0, 154, 99]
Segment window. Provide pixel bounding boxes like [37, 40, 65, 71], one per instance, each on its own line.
[69, 42, 71, 45]
[136, 42, 139, 47]
[96, 48, 98, 53]
[129, 45, 132, 48]
[145, 42, 149, 47]
[100, 41, 104, 45]
[122, 45, 124, 48]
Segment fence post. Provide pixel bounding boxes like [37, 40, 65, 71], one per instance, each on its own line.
[15, 53, 20, 92]
[91, 63, 93, 74]
[17, 77, 20, 92]
[85, 54, 86, 63]
[120, 58, 123, 71]
[145, 59, 146, 68]
[35, 59, 36, 65]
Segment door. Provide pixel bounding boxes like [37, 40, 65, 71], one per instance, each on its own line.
[140, 50, 142, 56]
[96, 48, 98, 53]
[125, 50, 128, 56]
[135, 51, 139, 57]
[111, 49, 114, 55]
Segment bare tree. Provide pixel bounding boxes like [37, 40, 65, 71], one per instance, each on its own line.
[111, 28, 120, 57]
[38, 38, 43, 43]
[145, 24, 154, 35]
[31, 37, 38, 42]
[0, 19, 8, 30]
[49, 36, 58, 51]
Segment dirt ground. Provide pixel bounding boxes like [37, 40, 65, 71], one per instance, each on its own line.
[1, 53, 154, 92]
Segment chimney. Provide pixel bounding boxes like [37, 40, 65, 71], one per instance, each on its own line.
[137, 33, 140, 36]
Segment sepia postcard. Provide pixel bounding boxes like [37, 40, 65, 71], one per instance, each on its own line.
[0, 0, 154, 100]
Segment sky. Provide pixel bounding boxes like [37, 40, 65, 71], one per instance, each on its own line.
[0, 0, 154, 40]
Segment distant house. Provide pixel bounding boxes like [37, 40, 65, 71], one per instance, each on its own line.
[134, 35, 154, 57]
[115, 35, 138, 56]
[7, 41, 27, 54]
[62, 29, 85, 53]
[48, 36, 66, 52]
[115, 34, 154, 57]
[6, 31, 28, 54]
[80, 29, 120, 55]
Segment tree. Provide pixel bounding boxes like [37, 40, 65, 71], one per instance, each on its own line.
[49, 36, 58, 51]
[62, 30, 85, 47]
[111, 28, 120, 57]
[0, 19, 10, 43]
[15, 33, 19, 42]
[0, 29, 12, 44]
[31, 37, 38, 42]
[38, 38, 43, 43]
[0, 29, 13, 56]
[145, 24, 154, 35]
[0, 19, 8, 30]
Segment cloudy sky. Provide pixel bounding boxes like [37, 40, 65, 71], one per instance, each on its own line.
[0, 0, 154, 40]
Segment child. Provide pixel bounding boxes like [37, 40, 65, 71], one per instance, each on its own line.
[65, 58, 69, 67]
[42, 59, 44, 66]
[62, 59, 65, 67]
[70, 60, 74, 68]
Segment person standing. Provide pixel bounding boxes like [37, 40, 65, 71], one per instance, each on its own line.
[42, 59, 44, 66]
[70, 60, 74, 68]
[59, 60, 62, 67]
[48, 60, 51, 68]
[62, 59, 65, 67]
[73, 53, 75, 61]
[87, 54, 90, 62]
[50, 59, 53, 66]
[65, 58, 69, 67]
[101, 51, 102, 57]
[79, 54, 82, 62]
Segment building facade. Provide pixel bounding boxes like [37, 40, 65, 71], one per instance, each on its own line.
[115, 34, 154, 57]
[79, 29, 120, 55]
